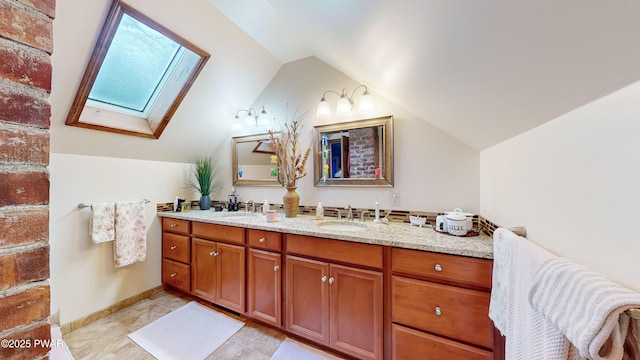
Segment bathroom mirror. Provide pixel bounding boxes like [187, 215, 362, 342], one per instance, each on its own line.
[313, 116, 394, 187]
[65, 0, 209, 139]
[232, 133, 281, 185]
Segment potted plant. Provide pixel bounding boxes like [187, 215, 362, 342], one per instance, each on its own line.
[186, 156, 220, 210]
[268, 109, 311, 217]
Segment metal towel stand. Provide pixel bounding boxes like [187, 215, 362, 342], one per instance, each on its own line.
[77, 199, 150, 209]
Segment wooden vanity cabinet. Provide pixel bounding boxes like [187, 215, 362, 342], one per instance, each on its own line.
[161, 218, 191, 292]
[247, 229, 282, 327]
[286, 234, 384, 360]
[191, 223, 245, 313]
[390, 248, 495, 360]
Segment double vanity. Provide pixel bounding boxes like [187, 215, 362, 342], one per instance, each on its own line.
[158, 210, 500, 360]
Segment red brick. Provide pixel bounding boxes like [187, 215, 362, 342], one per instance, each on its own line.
[0, 171, 49, 207]
[0, 285, 49, 332]
[0, 208, 48, 248]
[0, 127, 49, 165]
[0, 320, 50, 359]
[0, 246, 49, 290]
[0, 1, 53, 54]
[0, 38, 52, 91]
[0, 81, 50, 128]
[17, 0, 55, 18]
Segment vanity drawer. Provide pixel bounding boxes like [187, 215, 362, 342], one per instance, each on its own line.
[162, 259, 190, 293]
[286, 234, 383, 269]
[391, 248, 492, 289]
[392, 324, 493, 360]
[162, 218, 190, 235]
[163, 233, 190, 263]
[392, 275, 493, 349]
[192, 222, 245, 245]
[248, 229, 282, 251]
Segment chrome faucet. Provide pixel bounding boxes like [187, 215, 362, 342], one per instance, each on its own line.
[345, 205, 353, 221]
[360, 210, 370, 222]
[336, 209, 342, 220]
[245, 200, 255, 213]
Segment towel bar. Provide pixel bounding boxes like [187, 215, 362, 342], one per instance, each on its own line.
[77, 199, 150, 209]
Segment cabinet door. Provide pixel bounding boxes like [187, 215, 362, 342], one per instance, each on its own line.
[248, 249, 281, 326]
[286, 255, 330, 346]
[191, 238, 217, 302]
[330, 264, 383, 360]
[216, 242, 246, 313]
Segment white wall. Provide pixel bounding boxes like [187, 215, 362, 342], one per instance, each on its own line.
[480, 80, 640, 292]
[230, 57, 480, 214]
[49, 153, 193, 325]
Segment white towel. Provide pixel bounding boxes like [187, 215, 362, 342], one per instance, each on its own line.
[113, 200, 147, 267]
[89, 202, 115, 244]
[490, 228, 578, 359]
[529, 257, 640, 359]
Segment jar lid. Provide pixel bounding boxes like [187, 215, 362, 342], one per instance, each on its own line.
[445, 208, 467, 221]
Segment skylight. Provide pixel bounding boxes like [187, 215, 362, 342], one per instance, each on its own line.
[88, 14, 181, 115]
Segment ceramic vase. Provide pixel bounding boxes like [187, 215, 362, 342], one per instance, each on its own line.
[283, 187, 299, 218]
[199, 195, 211, 210]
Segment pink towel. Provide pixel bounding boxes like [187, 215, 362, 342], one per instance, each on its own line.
[113, 200, 147, 267]
[529, 257, 640, 359]
[490, 228, 579, 359]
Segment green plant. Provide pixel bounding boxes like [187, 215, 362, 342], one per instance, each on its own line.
[186, 156, 220, 196]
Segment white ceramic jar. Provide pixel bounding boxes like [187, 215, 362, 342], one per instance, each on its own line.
[445, 208, 469, 236]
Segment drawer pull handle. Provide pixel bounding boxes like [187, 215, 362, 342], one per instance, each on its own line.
[170, 272, 177, 278]
[259, 237, 266, 243]
[170, 223, 177, 228]
[210, 251, 219, 256]
[434, 263, 443, 272]
[329, 277, 335, 285]
[321, 275, 327, 283]
[274, 265, 279, 272]
[435, 306, 442, 316]
[170, 245, 177, 250]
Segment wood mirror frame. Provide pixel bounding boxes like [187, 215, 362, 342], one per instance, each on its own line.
[313, 115, 394, 187]
[232, 133, 281, 186]
[65, 0, 209, 139]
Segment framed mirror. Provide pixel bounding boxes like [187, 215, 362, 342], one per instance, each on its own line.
[232, 133, 281, 185]
[313, 116, 394, 187]
[65, 0, 210, 139]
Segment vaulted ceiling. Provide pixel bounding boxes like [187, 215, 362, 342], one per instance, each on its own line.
[209, 0, 640, 150]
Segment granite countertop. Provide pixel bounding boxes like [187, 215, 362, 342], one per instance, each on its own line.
[157, 210, 494, 259]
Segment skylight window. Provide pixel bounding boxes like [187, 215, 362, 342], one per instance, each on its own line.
[65, 0, 209, 139]
[88, 14, 181, 115]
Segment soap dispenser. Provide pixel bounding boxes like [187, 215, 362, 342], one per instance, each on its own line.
[316, 202, 324, 220]
[262, 199, 270, 215]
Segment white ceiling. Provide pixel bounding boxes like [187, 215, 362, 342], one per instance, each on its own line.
[209, 0, 640, 150]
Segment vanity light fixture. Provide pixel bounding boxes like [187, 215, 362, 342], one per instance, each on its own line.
[316, 84, 374, 118]
[233, 106, 268, 130]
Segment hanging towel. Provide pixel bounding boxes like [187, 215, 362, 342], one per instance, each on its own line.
[529, 257, 640, 360]
[89, 202, 115, 244]
[490, 228, 580, 359]
[113, 200, 147, 267]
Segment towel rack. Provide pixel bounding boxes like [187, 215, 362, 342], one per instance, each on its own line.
[77, 199, 150, 209]
[628, 308, 640, 320]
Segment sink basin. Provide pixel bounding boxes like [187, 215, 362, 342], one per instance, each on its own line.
[316, 221, 368, 231]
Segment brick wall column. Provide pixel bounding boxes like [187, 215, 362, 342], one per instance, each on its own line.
[0, 0, 54, 359]
[348, 127, 380, 178]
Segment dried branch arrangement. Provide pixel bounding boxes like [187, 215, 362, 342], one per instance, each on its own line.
[267, 109, 311, 188]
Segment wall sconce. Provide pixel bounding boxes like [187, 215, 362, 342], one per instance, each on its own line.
[316, 84, 374, 118]
[233, 106, 268, 130]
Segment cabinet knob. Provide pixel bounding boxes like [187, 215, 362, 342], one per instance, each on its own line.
[210, 251, 219, 256]
[274, 265, 279, 272]
[435, 306, 442, 316]
[170, 223, 177, 228]
[170, 272, 177, 277]
[434, 263, 443, 272]
[170, 245, 177, 250]
[321, 275, 327, 283]
[329, 277, 335, 285]
[259, 237, 266, 243]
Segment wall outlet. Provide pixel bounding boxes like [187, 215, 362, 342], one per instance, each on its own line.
[390, 191, 400, 206]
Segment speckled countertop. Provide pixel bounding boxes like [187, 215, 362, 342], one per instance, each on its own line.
[157, 210, 494, 259]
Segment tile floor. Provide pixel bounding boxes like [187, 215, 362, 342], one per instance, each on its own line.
[62, 289, 343, 359]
